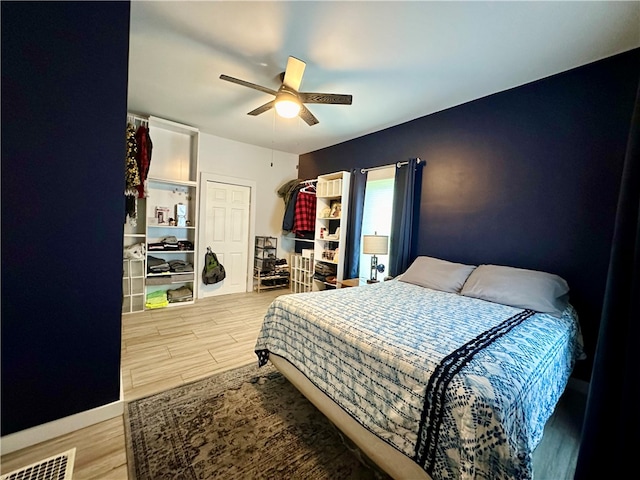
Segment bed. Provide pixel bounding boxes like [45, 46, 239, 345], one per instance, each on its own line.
[254, 257, 584, 480]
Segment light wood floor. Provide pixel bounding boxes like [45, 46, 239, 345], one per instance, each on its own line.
[1, 287, 586, 479]
[1, 289, 284, 479]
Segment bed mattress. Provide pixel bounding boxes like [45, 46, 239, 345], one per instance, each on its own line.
[255, 280, 583, 480]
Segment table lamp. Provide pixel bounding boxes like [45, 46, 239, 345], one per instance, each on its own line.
[362, 233, 389, 282]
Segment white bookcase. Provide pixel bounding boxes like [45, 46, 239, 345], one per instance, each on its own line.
[313, 171, 351, 291]
[145, 178, 198, 307]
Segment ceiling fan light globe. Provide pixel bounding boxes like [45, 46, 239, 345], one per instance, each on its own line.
[275, 99, 301, 118]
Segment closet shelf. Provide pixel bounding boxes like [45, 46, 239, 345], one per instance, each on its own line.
[282, 234, 314, 243]
[146, 250, 195, 255]
[147, 272, 194, 277]
[316, 258, 339, 265]
[165, 300, 195, 307]
[147, 225, 196, 230]
[147, 176, 197, 188]
[149, 115, 199, 134]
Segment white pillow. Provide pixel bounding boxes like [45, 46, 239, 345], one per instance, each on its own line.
[399, 256, 476, 294]
[460, 264, 570, 317]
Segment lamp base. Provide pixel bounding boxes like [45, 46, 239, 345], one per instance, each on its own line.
[370, 255, 378, 282]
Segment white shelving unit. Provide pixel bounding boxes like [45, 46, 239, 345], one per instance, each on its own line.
[290, 251, 314, 293]
[123, 178, 146, 313]
[122, 259, 145, 314]
[145, 178, 198, 307]
[123, 113, 200, 311]
[313, 171, 351, 291]
[254, 236, 290, 292]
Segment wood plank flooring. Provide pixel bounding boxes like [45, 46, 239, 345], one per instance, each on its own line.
[1, 287, 586, 479]
[121, 289, 283, 401]
[1, 289, 283, 479]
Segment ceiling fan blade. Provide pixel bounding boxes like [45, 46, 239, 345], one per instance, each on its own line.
[298, 92, 353, 105]
[282, 56, 306, 91]
[247, 100, 275, 116]
[219, 74, 278, 96]
[299, 104, 319, 126]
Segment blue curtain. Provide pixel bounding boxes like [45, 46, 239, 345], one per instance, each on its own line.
[574, 84, 640, 478]
[343, 169, 367, 280]
[389, 158, 424, 277]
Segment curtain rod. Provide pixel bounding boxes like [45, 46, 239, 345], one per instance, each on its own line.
[360, 157, 422, 174]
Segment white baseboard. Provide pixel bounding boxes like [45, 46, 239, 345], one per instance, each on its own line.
[1, 399, 123, 455]
[1, 376, 124, 456]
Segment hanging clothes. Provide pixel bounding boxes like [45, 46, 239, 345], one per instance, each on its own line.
[124, 122, 141, 225]
[277, 178, 303, 209]
[135, 124, 153, 199]
[282, 188, 299, 232]
[125, 123, 141, 193]
[292, 191, 316, 234]
[279, 178, 318, 233]
[125, 195, 137, 224]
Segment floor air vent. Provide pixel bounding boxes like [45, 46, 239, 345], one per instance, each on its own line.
[1, 448, 75, 480]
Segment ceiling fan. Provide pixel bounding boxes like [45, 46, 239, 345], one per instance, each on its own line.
[219, 56, 352, 126]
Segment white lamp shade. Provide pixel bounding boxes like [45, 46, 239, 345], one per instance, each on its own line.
[363, 234, 389, 255]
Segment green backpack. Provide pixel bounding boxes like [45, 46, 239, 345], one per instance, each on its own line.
[202, 247, 226, 285]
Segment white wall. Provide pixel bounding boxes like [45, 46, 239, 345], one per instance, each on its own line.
[198, 132, 299, 270]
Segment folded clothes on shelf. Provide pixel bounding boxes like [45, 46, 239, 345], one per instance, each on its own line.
[261, 277, 288, 287]
[147, 236, 190, 251]
[167, 286, 193, 303]
[314, 262, 336, 276]
[168, 259, 194, 272]
[147, 255, 170, 273]
[178, 240, 194, 251]
[145, 290, 168, 309]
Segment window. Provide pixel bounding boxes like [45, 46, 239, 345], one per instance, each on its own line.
[359, 167, 395, 280]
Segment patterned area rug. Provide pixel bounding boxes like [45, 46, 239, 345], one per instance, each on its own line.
[125, 362, 390, 479]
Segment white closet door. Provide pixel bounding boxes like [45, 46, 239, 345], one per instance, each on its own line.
[201, 181, 250, 296]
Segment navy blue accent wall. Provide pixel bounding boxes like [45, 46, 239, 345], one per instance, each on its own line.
[299, 49, 640, 381]
[1, 2, 131, 435]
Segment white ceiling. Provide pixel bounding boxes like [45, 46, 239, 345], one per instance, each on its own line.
[127, 1, 640, 155]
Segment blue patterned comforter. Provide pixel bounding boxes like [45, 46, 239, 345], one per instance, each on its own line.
[254, 280, 583, 480]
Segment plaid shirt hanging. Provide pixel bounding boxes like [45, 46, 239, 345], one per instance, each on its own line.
[292, 191, 316, 234]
